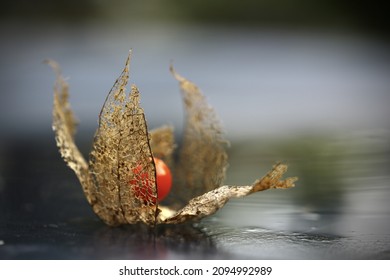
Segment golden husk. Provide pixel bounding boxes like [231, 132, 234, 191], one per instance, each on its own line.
[49, 53, 297, 227]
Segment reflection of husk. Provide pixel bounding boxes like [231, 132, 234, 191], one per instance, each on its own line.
[49, 52, 297, 227]
[90, 222, 219, 259]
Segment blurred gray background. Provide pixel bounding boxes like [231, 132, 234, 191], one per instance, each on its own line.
[1, 0, 389, 139]
[0, 0, 390, 259]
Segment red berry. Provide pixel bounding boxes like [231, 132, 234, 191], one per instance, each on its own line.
[130, 158, 172, 203]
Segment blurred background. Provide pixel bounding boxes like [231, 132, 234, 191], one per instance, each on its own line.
[0, 0, 389, 259]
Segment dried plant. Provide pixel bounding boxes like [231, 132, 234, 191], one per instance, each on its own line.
[49, 53, 297, 227]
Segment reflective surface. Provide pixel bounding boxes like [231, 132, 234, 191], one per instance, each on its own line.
[1, 134, 389, 259]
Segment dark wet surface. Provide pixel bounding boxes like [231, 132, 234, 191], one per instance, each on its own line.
[0, 135, 389, 260]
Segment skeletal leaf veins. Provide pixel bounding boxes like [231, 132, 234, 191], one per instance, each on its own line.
[49, 52, 297, 227]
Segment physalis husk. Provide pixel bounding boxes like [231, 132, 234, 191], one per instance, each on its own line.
[49, 53, 297, 227]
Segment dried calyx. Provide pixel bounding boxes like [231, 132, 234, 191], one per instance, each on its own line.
[49, 52, 297, 227]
